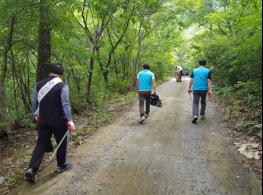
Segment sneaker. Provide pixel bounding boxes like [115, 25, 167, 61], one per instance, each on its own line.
[192, 116, 198, 124]
[56, 163, 73, 173]
[25, 168, 36, 183]
[144, 113, 149, 119]
[139, 116, 146, 124]
[201, 115, 206, 120]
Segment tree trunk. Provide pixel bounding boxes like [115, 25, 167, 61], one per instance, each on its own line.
[86, 54, 95, 102]
[10, 51, 19, 116]
[70, 68, 81, 94]
[133, 20, 144, 85]
[0, 53, 8, 119]
[112, 52, 118, 78]
[37, 0, 51, 82]
[0, 16, 16, 119]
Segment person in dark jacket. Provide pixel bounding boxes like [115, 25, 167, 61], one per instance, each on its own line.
[25, 63, 75, 183]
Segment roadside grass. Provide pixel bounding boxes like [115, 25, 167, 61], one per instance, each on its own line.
[214, 84, 262, 179]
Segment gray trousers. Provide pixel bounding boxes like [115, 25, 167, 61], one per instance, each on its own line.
[193, 90, 208, 117]
[139, 91, 151, 117]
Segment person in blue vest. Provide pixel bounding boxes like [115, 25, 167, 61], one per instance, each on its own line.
[25, 64, 75, 183]
[188, 60, 213, 124]
[136, 64, 157, 123]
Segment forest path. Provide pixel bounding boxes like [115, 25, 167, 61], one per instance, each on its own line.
[12, 78, 262, 195]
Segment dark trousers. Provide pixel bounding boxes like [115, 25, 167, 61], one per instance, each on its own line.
[139, 91, 151, 117]
[29, 120, 68, 172]
[193, 90, 208, 117]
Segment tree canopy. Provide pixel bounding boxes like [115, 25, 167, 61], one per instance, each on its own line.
[0, 0, 261, 126]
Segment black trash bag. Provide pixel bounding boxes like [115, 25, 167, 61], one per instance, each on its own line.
[0, 130, 8, 141]
[150, 94, 162, 107]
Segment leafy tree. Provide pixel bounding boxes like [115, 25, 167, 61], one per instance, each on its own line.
[0, 0, 261, 128]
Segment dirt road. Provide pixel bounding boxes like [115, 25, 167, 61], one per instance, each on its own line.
[12, 78, 262, 195]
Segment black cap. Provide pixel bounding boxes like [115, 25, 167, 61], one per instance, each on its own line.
[49, 63, 64, 75]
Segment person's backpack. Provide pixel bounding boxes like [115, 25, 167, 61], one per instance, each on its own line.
[150, 94, 162, 107]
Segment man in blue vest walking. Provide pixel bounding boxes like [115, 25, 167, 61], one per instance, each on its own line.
[136, 64, 157, 123]
[188, 60, 213, 124]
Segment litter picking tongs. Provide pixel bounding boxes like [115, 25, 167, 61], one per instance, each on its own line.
[48, 131, 69, 163]
[188, 91, 192, 102]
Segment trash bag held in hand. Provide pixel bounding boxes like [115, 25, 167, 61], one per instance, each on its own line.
[150, 94, 162, 107]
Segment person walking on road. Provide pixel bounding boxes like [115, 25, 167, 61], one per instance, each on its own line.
[188, 60, 213, 124]
[176, 65, 183, 82]
[25, 63, 75, 183]
[136, 64, 157, 123]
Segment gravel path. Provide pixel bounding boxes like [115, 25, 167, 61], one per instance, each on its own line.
[12, 78, 262, 195]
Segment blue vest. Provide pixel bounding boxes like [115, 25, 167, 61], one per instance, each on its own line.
[137, 70, 155, 91]
[192, 66, 210, 90]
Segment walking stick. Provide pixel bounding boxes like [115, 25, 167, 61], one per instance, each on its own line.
[48, 131, 69, 163]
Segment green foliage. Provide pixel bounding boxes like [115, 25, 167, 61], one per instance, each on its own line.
[0, 0, 261, 130]
[173, 0, 262, 127]
[108, 78, 132, 94]
[0, 0, 178, 123]
[189, 0, 261, 85]
[234, 81, 262, 99]
[7, 171, 24, 188]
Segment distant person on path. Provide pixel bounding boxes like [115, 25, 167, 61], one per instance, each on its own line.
[210, 66, 215, 73]
[176, 65, 183, 75]
[176, 65, 183, 82]
[25, 63, 75, 183]
[188, 60, 213, 124]
[136, 64, 157, 123]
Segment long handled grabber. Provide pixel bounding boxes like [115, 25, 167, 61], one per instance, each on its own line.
[48, 131, 69, 163]
[188, 90, 192, 102]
